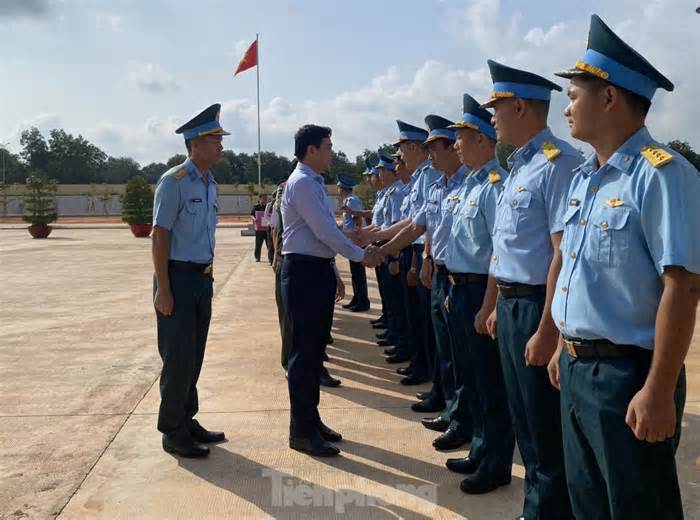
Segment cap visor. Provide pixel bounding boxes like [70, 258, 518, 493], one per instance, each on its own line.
[554, 67, 589, 79]
[480, 98, 497, 109]
[424, 135, 454, 144]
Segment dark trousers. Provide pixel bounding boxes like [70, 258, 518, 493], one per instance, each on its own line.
[154, 267, 213, 435]
[560, 351, 686, 520]
[447, 279, 513, 475]
[375, 266, 388, 322]
[497, 293, 572, 520]
[385, 255, 411, 355]
[254, 230, 270, 262]
[348, 259, 369, 306]
[275, 266, 293, 369]
[428, 266, 454, 411]
[406, 245, 434, 380]
[281, 254, 335, 437]
[267, 229, 275, 264]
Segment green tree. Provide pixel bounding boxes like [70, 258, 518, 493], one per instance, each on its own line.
[120, 176, 153, 225]
[140, 162, 167, 184]
[101, 157, 141, 184]
[667, 140, 700, 171]
[20, 127, 51, 174]
[495, 141, 516, 170]
[166, 154, 187, 168]
[45, 129, 107, 183]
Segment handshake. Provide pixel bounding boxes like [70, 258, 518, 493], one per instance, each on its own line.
[362, 244, 385, 268]
[346, 226, 382, 248]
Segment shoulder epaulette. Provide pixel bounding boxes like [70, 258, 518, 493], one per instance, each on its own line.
[172, 168, 188, 180]
[640, 144, 673, 168]
[541, 141, 561, 161]
[488, 170, 501, 184]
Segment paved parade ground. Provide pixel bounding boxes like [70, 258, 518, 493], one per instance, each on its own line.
[1, 228, 698, 519]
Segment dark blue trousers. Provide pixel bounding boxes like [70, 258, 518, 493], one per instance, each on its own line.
[428, 266, 455, 411]
[155, 266, 213, 435]
[406, 245, 434, 380]
[447, 278, 513, 476]
[281, 254, 336, 437]
[348, 259, 369, 306]
[560, 350, 685, 520]
[497, 293, 572, 519]
[375, 265, 390, 325]
[386, 251, 411, 357]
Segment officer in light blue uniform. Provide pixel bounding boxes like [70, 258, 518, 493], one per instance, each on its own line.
[152, 103, 229, 458]
[338, 174, 369, 311]
[411, 115, 471, 449]
[551, 14, 700, 520]
[394, 121, 442, 388]
[482, 60, 583, 519]
[441, 93, 515, 495]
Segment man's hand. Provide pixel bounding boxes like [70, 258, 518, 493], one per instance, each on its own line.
[444, 295, 450, 312]
[419, 258, 432, 288]
[474, 305, 489, 335]
[407, 268, 417, 288]
[524, 329, 559, 366]
[353, 227, 381, 247]
[486, 309, 497, 339]
[547, 339, 564, 390]
[388, 259, 400, 276]
[154, 287, 174, 316]
[363, 246, 383, 268]
[335, 277, 346, 303]
[626, 385, 677, 443]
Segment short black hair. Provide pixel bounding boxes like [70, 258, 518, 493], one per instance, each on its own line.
[294, 124, 332, 161]
[527, 99, 550, 119]
[185, 138, 193, 154]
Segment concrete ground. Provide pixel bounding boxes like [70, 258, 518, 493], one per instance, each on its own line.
[0, 227, 698, 519]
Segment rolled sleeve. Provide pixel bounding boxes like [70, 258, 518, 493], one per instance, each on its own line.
[153, 175, 179, 230]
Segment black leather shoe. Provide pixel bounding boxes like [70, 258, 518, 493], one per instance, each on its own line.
[342, 300, 358, 309]
[386, 354, 410, 364]
[397, 366, 411, 375]
[370, 316, 385, 325]
[446, 456, 480, 475]
[459, 473, 512, 494]
[384, 347, 396, 356]
[162, 434, 209, 458]
[327, 336, 334, 345]
[289, 432, 340, 457]
[416, 391, 431, 401]
[322, 352, 329, 361]
[189, 419, 226, 443]
[371, 322, 388, 330]
[376, 331, 390, 340]
[320, 371, 342, 387]
[411, 399, 445, 413]
[376, 339, 396, 347]
[400, 375, 428, 386]
[421, 416, 450, 432]
[433, 427, 472, 451]
[319, 422, 342, 443]
[351, 304, 370, 312]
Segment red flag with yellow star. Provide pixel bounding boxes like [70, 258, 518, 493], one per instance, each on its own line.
[234, 39, 258, 75]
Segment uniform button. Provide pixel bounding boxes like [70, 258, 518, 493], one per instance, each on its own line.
[601, 221, 609, 230]
[591, 185, 599, 193]
[492, 255, 497, 261]
[561, 286, 568, 293]
[511, 200, 518, 207]
[559, 320, 565, 327]
[579, 218, 587, 225]
[570, 252, 577, 259]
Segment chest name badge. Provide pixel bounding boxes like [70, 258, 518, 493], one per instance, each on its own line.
[569, 198, 580, 206]
[190, 198, 203, 203]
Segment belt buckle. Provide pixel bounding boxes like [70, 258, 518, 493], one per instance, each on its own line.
[204, 264, 213, 275]
[448, 274, 456, 286]
[564, 339, 578, 358]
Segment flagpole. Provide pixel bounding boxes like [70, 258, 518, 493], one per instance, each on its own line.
[256, 33, 262, 189]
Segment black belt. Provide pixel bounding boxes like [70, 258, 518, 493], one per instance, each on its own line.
[169, 260, 213, 274]
[448, 272, 488, 286]
[283, 253, 333, 264]
[435, 263, 448, 273]
[496, 280, 545, 298]
[563, 336, 648, 360]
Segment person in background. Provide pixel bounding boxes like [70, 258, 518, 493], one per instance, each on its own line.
[251, 194, 271, 263]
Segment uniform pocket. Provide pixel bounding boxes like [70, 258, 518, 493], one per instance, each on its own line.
[560, 205, 581, 253]
[590, 207, 631, 267]
[508, 190, 532, 232]
[185, 199, 204, 233]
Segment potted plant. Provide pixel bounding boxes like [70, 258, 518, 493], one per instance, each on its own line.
[121, 175, 153, 237]
[23, 174, 58, 238]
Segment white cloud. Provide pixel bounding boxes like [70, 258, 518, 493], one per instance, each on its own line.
[96, 14, 123, 33]
[524, 23, 568, 47]
[125, 62, 181, 94]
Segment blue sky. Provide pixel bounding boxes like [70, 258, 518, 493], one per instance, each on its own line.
[1, 0, 698, 165]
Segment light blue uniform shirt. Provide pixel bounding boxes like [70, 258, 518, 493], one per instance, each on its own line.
[552, 127, 700, 349]
[371, 188, 387, 227]
[446, 158, 506, 274]
[342, 193, 364, 230]
[281, 162, 364, 262]
[408, 160, 442, 246]
[382, 180, 406, 229]
[490, 127, 583, 284]
[398, 176, 415, 220]
[414, 165, 468, 265]
[153, 158, 217, 264]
